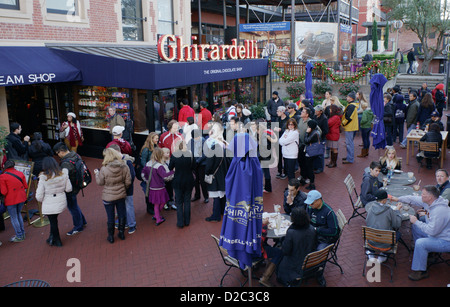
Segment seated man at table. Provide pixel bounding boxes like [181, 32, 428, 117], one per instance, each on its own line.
[421, 110, 444, 132]
[435, 169, 450, 203]
[305, 190, 340, 251]
[365, 190, 403, 263]
[283, 178, 308, 215]
[393, 185, 450, 281]
[361, 161, 384, 207]
[416, 123, 442, 169]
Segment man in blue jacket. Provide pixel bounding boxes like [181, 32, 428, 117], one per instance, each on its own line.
[305, 190, 339, 250]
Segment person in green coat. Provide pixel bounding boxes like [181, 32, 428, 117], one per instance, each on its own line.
[358, 102, 374, 158]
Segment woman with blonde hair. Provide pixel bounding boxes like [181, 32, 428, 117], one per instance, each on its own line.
[379, 147, 401, 175]
[324, 96, 343, 118]
[36, 157, 72, 247]
[95, 147, 131, 243]
[142, 147, 174, 226]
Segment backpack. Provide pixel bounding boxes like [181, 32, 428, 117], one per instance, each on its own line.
[68, 154, 92, 196]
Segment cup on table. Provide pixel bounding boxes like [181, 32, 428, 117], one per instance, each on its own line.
[274, 204, 281, 213]
[413, 185, 420, 191]
[408, 172, 414, 179]
[403, 204, 410, 211]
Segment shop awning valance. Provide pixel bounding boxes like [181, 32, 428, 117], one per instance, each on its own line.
[0, 47, 82, 86]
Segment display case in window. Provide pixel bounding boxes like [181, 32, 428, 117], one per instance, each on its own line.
[75, 86, 130, 130]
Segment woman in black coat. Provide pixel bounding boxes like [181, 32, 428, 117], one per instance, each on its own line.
[28, 132, 53, 176]
[276, 207, 317, 286]
[204, 122, 230, 222]
[169, 140, 196, 228]
[417, 123, 443, 169]
[303, 120, 321, 190]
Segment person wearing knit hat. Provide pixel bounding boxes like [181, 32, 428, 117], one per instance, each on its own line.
[267, 91, 284, 125]
[60, 112, 83, 152]
[341, 92, 359, 164]
[303, 119, 320, 190]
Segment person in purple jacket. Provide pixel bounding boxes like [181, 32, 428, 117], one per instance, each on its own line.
[142, 147, 174, 226]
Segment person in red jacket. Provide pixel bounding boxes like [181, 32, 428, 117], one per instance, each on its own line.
[159, 120, 183, 155]
[106, 126, 132, 156]
[325, 105, 342, 168]
[177, 99, 195, 128]
[197, 101, 212, 133]
[0, 160, 28, 242]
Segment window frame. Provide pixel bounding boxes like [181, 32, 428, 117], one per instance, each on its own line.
[0, 0, 19, 10]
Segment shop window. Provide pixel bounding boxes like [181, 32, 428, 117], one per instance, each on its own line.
[0, 0, 19, 10]
[158, 0, 174, 35]
[75, 86, 130, 130]
[122, 0, 144, 41]
[46, 0, 77, 15]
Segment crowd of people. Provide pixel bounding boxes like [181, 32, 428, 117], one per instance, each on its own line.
[0, 82, 449, 286]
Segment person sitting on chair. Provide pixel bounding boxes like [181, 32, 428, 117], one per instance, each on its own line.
[379, 147, 401, 175]
[365, 189, 403, 263]
[435, 169, 450, 203]
[361, 161, 384, 207]
[416, 123, 442, 169]
[283, 178, 308, 215]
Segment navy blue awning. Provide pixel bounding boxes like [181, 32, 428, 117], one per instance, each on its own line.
[0, 47, 82, 86]
[50, 46, 268, 90]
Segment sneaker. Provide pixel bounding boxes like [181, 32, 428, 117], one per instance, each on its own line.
[276, 173, 281, 179]
[279, 174, 287, 179]
[408, 270, 429, 281]
[171, 203, 177, 210]
[366, 250, 376, 262]
[128, 226, 136, 234]
[9, 236, 24, 243]
[377, 254, 387, 263]
[66, 229, 81, 236]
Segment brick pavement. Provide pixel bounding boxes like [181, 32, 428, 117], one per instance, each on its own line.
[0, 132, 449, 287]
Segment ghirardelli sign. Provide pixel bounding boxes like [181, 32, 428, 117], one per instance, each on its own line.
[157, 35, 259, 62]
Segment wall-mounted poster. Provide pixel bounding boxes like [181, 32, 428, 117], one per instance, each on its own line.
[294, 22, 338, 62]
[240, 22, 291, 61]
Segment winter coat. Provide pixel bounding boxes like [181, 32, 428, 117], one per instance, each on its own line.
[341, 102, 359, 132]
[267, 98, 284, 120]
[416, 105, 436, 126]
[360, 172, 383, 206]
[360, 109, 374, 129]
[394, 99, 407, 124]
[365, 201, 403, 249]
[204, 141, 230, 193]
[28, 140, 53, 175]
[315, 114, 328, 141]
[59, 151, 82, 195]
[106, 138, 132, 156]
[0, 168, 28, 206]
[178, 105, 195, 126]
[278, 129, 299, 159]
[405, 99, 419, 126]
[435, 90, 446, 110]
[326, 115, 341, 141]
[276, 224, 317, 285]
[95, 159, 132, 202]
[420, 130, 442, 158]
[159, 131, 183, 155]
[383, 100, 394, 127]
[108, 113, 125, 135]
[122, 154, 135, 196]
[5, 133, 28, 160]
[36, 168, 72, 215]
[169, 151, 196, 191]
[283, 188, 307, 215]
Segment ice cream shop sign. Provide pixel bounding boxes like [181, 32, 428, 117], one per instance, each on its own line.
[157, 35, 259, 62]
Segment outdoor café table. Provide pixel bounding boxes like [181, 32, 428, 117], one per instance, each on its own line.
[264, 213, 292, 239]
[405, 129, 448, 168]
[385, 200, 416, 252]
[364, 168, 417, 185]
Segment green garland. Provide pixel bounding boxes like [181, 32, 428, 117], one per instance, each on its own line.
[272, 60, 399, 83]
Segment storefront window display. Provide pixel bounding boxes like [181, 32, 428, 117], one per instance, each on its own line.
[75, 86, 130, 130]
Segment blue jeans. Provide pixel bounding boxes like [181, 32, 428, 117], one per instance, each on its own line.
[411, 224, 450, 271]
[125, 195, 136, 228]
[345, 131, 356, 162]
[401, 124, 416, 147]
[7, 202, 25, 238]
[66, 193, 86, 231]
[361, 128, 371, 149]
[103, 198, 126, 224]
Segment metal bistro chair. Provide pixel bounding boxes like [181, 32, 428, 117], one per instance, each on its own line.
[211, 234, 263, 287]
[326, 209, 347, 274]
[417, 141, 440, 172]
[289, 244, 335, 287]
[344, 174, 366, 223]
[3, 279, 50, 287]
[362, 226, 398, 282]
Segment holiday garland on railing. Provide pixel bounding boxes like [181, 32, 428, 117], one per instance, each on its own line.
[271, 59, 399, 83]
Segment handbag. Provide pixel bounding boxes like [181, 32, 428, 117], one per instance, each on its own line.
[205, 156, 224, 184]
[305, 142, 325, 157]
[0, 196, 6, 215]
